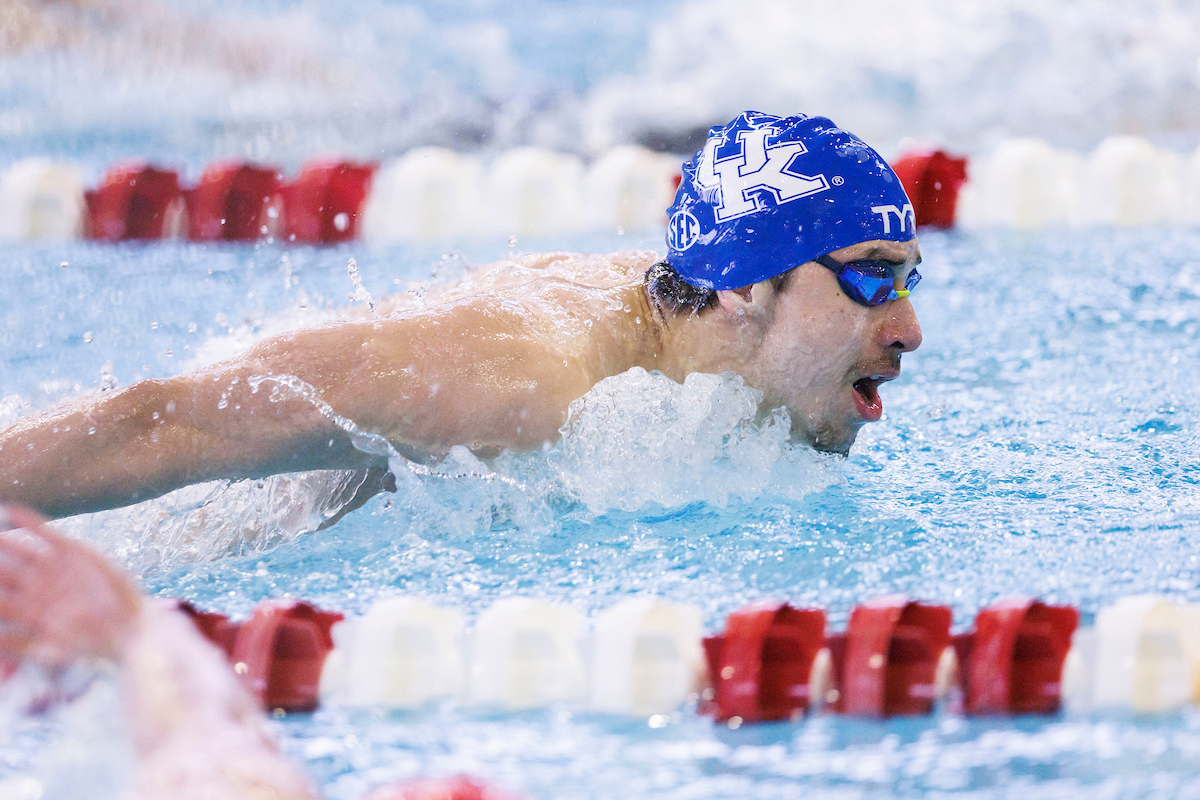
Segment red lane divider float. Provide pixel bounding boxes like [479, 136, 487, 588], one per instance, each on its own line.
[702, 601, 826, 723]
[281, 159, 377, 244]
[891, 149, 969, 229]
[173, 600, 240, 657]
[186, 161, 282, 242]
[827, 596, 953, 717]
[364, 775, 519, 800]
[84, 163, 184, 241]
[953, 598, 1078, 715]
[228, 599, 343, 713]
[81, 159, 374, 244]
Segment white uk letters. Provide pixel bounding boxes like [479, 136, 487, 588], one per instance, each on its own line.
[696, 126, 829, 223]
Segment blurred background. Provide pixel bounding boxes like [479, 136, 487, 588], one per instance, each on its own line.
[4, 0, 1200, 171]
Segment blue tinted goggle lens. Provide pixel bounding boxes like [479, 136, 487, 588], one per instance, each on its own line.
[815, 254, 921, 307]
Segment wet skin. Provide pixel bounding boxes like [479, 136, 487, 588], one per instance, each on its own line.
[0, 242, 920, 519]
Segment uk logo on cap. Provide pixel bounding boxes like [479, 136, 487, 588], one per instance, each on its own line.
[693, 127, 829, 223]
[665, 111, 914, 290]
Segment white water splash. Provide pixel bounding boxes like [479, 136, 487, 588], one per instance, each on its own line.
[346, 257, 376, 313]
[553, 368, 840, 512]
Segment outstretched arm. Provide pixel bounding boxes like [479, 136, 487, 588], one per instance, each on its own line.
[0, 300, 596, 519]
[0, 321, 395, 519]
[0, 505, 317, 800]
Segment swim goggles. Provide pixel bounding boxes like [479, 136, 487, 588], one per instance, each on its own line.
[814, 254, 921, 307]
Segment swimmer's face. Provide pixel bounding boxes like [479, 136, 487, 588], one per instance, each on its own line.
[736, 238, 923, 454]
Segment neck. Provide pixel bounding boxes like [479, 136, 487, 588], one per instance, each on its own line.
[581, 282, 669, 380]
[640, 290, 756, 383]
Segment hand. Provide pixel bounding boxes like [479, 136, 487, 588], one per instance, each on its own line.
[0, 504, 143, 667]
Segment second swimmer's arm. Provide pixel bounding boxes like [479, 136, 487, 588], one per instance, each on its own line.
[0, 505, 318, 800]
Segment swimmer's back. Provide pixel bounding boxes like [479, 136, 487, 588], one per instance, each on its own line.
[377, 250, 660, 316]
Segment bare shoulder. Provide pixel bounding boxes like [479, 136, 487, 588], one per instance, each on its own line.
[417, 250, 659, 305]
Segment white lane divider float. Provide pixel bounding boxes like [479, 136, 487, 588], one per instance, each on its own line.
[0, 158, 86, 242]
[590, 597, 705, 715]
[319, 597, 465, 708]
[468, 597, 587, 709]
[485, 147, 587, 239]
[1063, 595, 1200, 713]
[361, 147, 486, 243]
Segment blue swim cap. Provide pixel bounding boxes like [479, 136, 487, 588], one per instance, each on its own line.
[666, 111, 915, 290]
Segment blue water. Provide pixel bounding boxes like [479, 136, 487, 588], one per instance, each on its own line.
[4, 227, 1200, 797]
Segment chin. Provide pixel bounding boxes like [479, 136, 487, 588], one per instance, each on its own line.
[797, 418, 860, 456]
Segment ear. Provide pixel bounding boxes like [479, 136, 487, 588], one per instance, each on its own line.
[715, 279, 780, 321]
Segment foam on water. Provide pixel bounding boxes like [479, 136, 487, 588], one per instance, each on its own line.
[554, 368, 837, 512]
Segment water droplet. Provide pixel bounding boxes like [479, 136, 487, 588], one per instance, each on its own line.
[267, 207, 278, 219]
[150, 321, 159, 329]
[508, 235, 518, 247]
[99, 361, 117, 392]
[333, 212, 350, 232]
[187, 322, 197, 333]
[217, 396, 228, 410]
[347, 257, 376, 313]
[59, 261, 68, 268]
[82, 331, 93, 344]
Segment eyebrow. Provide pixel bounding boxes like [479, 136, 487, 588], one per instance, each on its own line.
[854, 246, 921, 268]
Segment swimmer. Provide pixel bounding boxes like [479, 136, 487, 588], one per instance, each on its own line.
[0, 111, 922, 520]
[0, 504, 318, 799]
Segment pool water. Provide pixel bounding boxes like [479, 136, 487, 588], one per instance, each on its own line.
[3, 226, 1200, 798]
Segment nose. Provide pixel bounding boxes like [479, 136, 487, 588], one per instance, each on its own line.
[878, 296, 922, 353]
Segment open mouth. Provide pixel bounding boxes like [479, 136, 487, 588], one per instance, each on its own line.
[852, 377, 885, 422]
